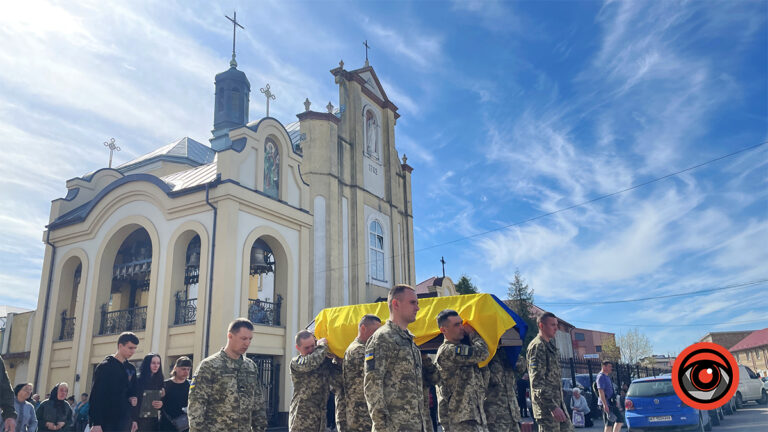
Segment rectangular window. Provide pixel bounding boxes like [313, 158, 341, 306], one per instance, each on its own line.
[595, 345, 602, 352]
[575, 332, 585, 341]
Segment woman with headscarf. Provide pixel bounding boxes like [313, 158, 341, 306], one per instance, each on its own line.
[13, 383, 37, 432]
[35, 383, 71, 432]
[159, 357, 192, 432]
[135, 354, 164, 431]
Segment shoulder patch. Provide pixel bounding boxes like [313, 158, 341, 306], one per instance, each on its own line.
[298, 356, 306, 365]
[455, 345, 473, 356]
[365, 352, 375, 371]
[189, 375, 196, 389]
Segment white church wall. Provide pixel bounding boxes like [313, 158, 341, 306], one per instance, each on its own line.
[312, 196, 327, 317]
[50, 199, 213, 394]
[239, 146, 258, 190]
[341, 196, 349, 305]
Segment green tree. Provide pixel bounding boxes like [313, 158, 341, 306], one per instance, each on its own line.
[506, 270, 536, 353]
[455, 275, 479, 295]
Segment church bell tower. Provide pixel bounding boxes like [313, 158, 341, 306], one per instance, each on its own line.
[210, 12, 251, 151]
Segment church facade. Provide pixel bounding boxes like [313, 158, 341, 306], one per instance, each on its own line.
[28, 52, 415, 425]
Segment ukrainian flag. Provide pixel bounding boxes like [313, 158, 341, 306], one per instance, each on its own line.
[313, 293, 527, 367]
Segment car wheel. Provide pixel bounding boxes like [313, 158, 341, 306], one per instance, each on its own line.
[709, 409, 720, 426]
[759, 390, 768, 405]
[723, 399, 734, 415]
[735, 392, 743, 409]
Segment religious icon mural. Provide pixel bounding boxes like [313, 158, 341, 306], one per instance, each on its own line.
[264, 138, 280, 198]
[365, 109, 380, 160]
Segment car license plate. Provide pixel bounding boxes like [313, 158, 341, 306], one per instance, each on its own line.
[648, 416, 672, 422]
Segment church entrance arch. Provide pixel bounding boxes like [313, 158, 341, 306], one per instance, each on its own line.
[95, 225, 155, 335]
[54, 255, 83, 341]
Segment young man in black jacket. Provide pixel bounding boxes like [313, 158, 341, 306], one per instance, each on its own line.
[89, 332, 139, 432]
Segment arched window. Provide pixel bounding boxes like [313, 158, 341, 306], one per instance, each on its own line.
[264, 138, 280, 199]
[230, 87, 241, 115]
[369, 221, 385, 281]
[365, 109, 380, 160]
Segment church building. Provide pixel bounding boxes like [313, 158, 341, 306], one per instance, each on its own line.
[28, 36, 415, 425]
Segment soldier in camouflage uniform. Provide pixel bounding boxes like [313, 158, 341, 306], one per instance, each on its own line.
[484, 348, 522, 432]
[289, 330, 334, 432]
[188, 318, 267, 432]
[422, 353, 440, 431]
[527, 312, 573, 432]
[434, 309, 490, 432]
[340, 314, 382, 432]
[364, 284, 432, 432]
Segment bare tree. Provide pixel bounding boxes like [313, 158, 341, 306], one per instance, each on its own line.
[617, 328, 653, 364]
[601, 336, 621, 363]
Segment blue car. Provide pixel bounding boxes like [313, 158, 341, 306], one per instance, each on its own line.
[625, 376, 712, 432]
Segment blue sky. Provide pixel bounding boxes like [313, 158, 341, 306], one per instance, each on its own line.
[0, 0, 766, 355]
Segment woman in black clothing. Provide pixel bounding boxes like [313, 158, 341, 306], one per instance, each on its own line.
[135, 354, 164, 432]
[36, 383, 73, 432]
[159, 357, 192, 432]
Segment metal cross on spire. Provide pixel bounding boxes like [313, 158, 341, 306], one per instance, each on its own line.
[225, 11, 244, 67]
[260, 84, 276, 117]
[441, 256, 446, 278]
[363, 40, 371, 66]
[104, 138, 120, 168]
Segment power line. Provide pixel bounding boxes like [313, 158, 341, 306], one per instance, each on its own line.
[568, 317, 768, 328]
[317, 140, 768, 275]
[537, 278, 768, 306]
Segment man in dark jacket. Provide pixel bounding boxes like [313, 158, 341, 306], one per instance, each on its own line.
[89, 332, 139, 432]
[0, 354, 16, 431]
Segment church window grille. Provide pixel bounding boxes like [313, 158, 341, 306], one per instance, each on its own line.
[264, 138, 280, 198]
[369, 221, 385, 281]
[231, 88, 241, 116]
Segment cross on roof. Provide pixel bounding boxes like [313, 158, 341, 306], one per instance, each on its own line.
[363, 40, 371, 66]
[225, 11, 245, 67]
[441, 256, 446, 278]
[260, 84, 276, 117]
[104, 138, 120, 168]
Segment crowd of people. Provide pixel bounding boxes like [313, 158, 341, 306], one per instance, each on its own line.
[0, 283, 621, 432]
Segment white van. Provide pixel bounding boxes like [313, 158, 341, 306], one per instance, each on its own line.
[736, 364, 768, 407]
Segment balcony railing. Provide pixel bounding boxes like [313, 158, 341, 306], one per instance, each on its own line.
[248, 295, 282, 327]
[58, 312, 75, 341]
[174, 293, 197, 326]
[99, 305, 147, 335]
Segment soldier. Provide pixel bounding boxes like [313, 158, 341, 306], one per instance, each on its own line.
[485, 349, 522, 432]
[289, 330, 333, 432]
[527, 312, 573, 432]
[364, 284, 432, 432]
[188, 318, 266, 432]
[422, 353, 440, 432]
[340, 314, 381, 432]
[434, 309, 489, 432]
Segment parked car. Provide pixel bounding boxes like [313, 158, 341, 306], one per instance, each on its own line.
[736, 364, 768, 407]
[761, 376, 768, 391]
[625, 376, 712, 432]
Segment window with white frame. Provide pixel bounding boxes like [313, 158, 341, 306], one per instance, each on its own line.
[369, 220, 385, 281]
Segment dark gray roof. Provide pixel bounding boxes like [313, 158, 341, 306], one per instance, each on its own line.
[117, 137, 215, 172]
[284, 121, 302, 152]
[161, 162, 218, 191]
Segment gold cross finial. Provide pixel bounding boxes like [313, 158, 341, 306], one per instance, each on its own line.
[104, 138, 121, 168]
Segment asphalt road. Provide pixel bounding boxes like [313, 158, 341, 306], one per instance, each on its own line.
[714, 403, 768, 432]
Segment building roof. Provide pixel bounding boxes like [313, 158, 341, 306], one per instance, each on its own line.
[729, 328, 768, 352]
[117, 137, 215, 172]
[415, 276, 445, 294]
[284, 121, 302, 152]
[160, 162, 218, 192]
[524, 303, 576, 330]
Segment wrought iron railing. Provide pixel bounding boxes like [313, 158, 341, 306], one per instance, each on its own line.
[247, 295, 282, 327]
[58, 312, 76, 341]
[174, 292, 197, 325]
[99, 305, 147, 335]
